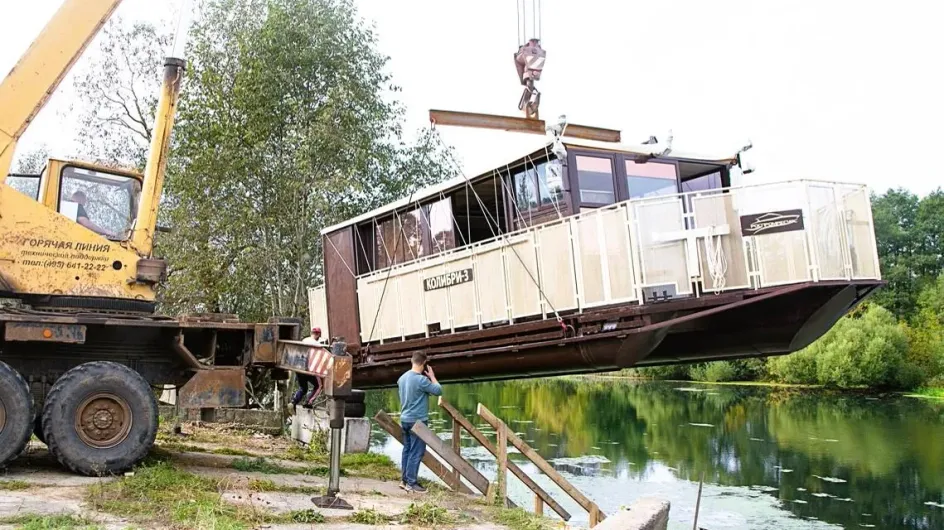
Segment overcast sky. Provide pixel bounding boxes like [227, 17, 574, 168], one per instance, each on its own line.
[4, 0, 942, 195]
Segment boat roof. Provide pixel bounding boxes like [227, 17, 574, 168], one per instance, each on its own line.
[322, 136, 739, 235]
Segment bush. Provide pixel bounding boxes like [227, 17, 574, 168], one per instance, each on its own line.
[687, 359, 768, 383]
[769, 305, 915, 389]
[632, 364, 691, 380]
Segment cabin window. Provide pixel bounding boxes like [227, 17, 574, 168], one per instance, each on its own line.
[58, 166, 140, 240]
[427, 199, 456, 252]
[6, 175, 40, 200]
[514, 168, 538, 211]
[513, 160, 561, 212]
[370, 199, 456, 270]
[624, 160, 678, 199]
[681, 171, 723, 193]
[576, 156, 616, 206]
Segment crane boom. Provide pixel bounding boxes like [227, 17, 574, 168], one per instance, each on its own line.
[0, 0, 123, 179]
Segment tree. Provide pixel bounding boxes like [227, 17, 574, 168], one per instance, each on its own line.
[12, 145, 51, 174]
[870, 188, 944, 318]
[71, 18, 172, 168]
[159, 0, 455, 323]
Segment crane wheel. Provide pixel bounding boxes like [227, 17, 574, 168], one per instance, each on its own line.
[42, 361, 158, 476]
[0, 361, 35, 468]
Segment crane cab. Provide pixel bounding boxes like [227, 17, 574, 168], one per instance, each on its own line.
[6, 160, 143, 243]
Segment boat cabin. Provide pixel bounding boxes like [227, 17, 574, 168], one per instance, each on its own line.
[312, 137, 882, 387]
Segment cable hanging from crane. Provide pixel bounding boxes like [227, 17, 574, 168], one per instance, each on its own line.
[514, 0, 546, 119]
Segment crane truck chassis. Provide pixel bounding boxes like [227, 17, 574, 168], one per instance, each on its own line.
[0, 0, 314, 475]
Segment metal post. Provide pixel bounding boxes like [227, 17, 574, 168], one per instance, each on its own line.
[327, 421, 343, 496]
[310, 340, 354, 510]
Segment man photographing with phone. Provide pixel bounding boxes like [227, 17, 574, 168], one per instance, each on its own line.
[397, 351, 442, 493]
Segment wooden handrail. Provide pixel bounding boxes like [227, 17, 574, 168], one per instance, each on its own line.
[438, 397, 571, 521]
[477, 403, 607, 527]
[372, 411, 473, 495]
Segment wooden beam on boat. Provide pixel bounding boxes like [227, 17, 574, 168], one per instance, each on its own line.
[429, 109, 622, 143]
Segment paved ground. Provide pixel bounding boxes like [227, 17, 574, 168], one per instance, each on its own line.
[0, 441, 509, 530]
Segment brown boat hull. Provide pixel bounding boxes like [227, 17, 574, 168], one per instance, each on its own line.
[352, 280, 882, 388]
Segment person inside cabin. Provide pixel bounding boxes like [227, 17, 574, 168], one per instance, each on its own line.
[70, 190, 114, 238]
[397, 351, 442, 494]
[291, 327, 324, 407]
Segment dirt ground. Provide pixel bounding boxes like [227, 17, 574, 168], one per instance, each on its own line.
[0, 423, 555, 530]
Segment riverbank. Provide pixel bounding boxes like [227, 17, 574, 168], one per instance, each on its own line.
[0, 422, 558, 530]
[601, 372, 944, 398]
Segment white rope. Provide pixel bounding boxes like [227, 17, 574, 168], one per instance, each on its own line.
[703, 226, 727, 292]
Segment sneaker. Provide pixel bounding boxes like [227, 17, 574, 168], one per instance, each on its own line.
[399, 482, 408, 491]
[408, 484, 427, 494]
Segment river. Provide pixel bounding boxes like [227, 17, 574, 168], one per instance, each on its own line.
[365, 378, 944, 529]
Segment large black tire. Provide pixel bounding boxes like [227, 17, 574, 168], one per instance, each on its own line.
[43, 361, 158, 476]
[0, 361, 34, 468]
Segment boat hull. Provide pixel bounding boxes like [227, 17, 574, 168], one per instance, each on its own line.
[351, 280, 882, 388]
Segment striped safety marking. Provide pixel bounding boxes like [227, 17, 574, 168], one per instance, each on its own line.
[306, 347, 332, 376]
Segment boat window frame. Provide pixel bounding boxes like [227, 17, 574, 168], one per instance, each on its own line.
[618, 156, 682, 201]
[567, 151, 619, 208]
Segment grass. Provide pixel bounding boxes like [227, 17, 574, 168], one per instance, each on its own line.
[907, 386, 944, 399]
[212, 447, 255, 457]
[285, 509, 325, 524]
[400, 502, 455, 527]
[230, 453, 400, 480]
[0, 479, 30, 490]
[0, 514, 102, 530]
[247, 478, 323, 495]
[350, 508, 393, 525]
[86, 461, 279, 529]
[489, 506, 558, 530]
[231, 457, 294, 474]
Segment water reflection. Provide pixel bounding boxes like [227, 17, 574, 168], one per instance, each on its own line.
[366, 379, 944, 529]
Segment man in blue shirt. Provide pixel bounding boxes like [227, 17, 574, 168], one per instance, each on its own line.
[397, 351, 442, 493]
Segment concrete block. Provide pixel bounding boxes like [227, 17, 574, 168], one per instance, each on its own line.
[290, 406, 369, 454]
[344, 418, 370, 453]
[594, 497, 670, 530]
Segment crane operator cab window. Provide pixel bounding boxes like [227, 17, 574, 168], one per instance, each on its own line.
[57, 166, 141, 241]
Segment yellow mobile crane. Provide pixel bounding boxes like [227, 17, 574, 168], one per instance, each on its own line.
[0, 0, 298, 474]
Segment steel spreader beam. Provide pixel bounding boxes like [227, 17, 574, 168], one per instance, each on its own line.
[429, 109, 621, 143]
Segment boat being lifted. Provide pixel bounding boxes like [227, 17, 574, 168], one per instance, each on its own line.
[311, 120, 882, 388]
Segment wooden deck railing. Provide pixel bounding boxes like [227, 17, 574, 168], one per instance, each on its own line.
[374, 402, 606, 526]
[475, 403, 606, 527]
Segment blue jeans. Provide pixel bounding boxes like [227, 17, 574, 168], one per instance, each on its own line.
[400, 420, 427, 486]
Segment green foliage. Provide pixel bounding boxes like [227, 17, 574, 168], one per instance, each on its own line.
[490, 506, 558, 530]
[159, 0, 455, 323]
[0, 480, 30, 490]
[0, 514, 101, 530]
[871, 188, 944, 319]
[631, 364, 691, 380]
[400, 502, 454, 527]
[286, 509, 325, 524]
[231, 457, 292, 474]
[350, 508, 393, 525]
[86, 461, 278, 528]
[768, 305, 916, 388]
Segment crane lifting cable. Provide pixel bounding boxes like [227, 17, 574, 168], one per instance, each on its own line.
[515, 0, 545, 119]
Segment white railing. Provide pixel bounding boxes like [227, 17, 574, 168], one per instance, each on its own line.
[346, 179, 881, 344]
